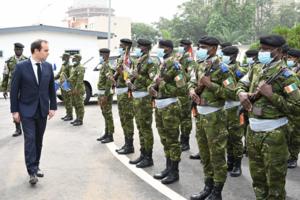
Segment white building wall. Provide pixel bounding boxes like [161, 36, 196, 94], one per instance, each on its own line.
[0, 31, 103, 73]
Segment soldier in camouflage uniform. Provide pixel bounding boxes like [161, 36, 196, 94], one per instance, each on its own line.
[176, 39, 196, 151]
[216, 42, 232, 57]
[237, 35, 300, 200]
[127, 39, 157, 168]
[190, 37, 236, 200]
[54, 53, 73, 121]
[96, 48, 115, 144]
[114, 38, 136, 155]
[69, 54, 85, 126]
[149, 39, 186, 184]
[221, 46, 245, 177]
[1, 43, 27, 137]
[285, 48, 300, 168]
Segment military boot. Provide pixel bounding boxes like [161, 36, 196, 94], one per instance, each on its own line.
[101, 134, 113, 143]
[129, 148, 145, 164]
[227, 155, 234, 172]
[73, 120, 83, 126]
[190, 152, 201, 160]
[63, 115, 73, 121]
[117, 137, 134, 154]
[288, 159, 298, 169]
[61, 115, 68, 120]
[12, 122, 22, 137]
[190, 178, 214, 200]
[206, 182, 224, 200]
[97, 132, 108, 141]
[136, 151, 153, 168]
[180, 135, 190, 151]
[161, 160, 179, 184]
[230, 158, 242, 177]
[70, 119, 78, 124]
[154, 157, 171, 179]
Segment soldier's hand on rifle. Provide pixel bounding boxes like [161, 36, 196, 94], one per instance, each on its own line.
[238, 92, 252, 111]
[155, 77, 164, 86]
[126, 80, 136, 90]
[149, 87, 158, 97]
[200, 76, 212, 88]
[190, 89, 201, 105]
[257, 80, 273, 99]
[99, 96, 108, 107]
[3, 92, 8, 100]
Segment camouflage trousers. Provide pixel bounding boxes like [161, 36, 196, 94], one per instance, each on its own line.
[155, 102, 181, 161]
[133, 96, 153, 152]
[178, 96, 192, 136]
[72, 91, 84, 121]
[287, 123, 300, 161]
[247, 125, 289, 200]
[225, 106, 244, 159]
[196, 110, 228, 184]
[117, 93, 134, 138]
[62, 90, 73, 117]
[99, 94, 114, 134]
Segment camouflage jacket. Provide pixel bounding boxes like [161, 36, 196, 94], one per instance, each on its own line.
[177, 51, 197, 81]
[149, 54, 186, 99]
[1, 55, 27, 91]
[69, 64, 85, 93]
[236, 60, 300, 119]
[55, 62, 72, 82]
[188, 56, 237, 107]
[131, 53, 157, 92]
[114, 54, 135, 88]
[97, 61, 114, 96]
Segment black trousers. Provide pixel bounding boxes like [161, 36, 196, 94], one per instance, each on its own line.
[22, 107, 47, 175]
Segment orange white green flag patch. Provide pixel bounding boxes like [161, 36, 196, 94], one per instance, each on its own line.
[175, 73, 184, 81]
[284, 83, 298, 93]
[223, 77, 234, 87]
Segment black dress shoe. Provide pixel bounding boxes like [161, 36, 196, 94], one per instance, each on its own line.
[101, 134, 113, 143]
[29, 174, 38, 185]
[73, 120, 83, 126]
[36, 169, 44, 178]
[190, 153, 201, 160]
[63, 116, 73, 121]
[12, 130, 22, 137]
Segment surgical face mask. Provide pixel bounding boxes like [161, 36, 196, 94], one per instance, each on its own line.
[118, 48, 125, 56]
[287, 60, 295, 68]
[157, 48, 165, 58]
[217, 49, 223, 57]
[178, 46, 185, 54]
[222, 55, 231, 65]
[258, 51, 273, 65]
[196, 48, 208, 61]
[134, 48, 143, 57]
[99, 56, 104, 64]
[246, 57, 255, 65]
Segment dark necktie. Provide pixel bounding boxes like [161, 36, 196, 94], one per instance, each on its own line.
[36, 63, 42, 84]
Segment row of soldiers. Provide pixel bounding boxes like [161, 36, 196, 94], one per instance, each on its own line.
[92, 36, 300, 200]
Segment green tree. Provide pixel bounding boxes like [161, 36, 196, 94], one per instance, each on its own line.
[131, 23, 160, 46]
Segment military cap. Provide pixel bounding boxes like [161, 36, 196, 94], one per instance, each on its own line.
[220, 42, 232, 49]
[73, 54, 82, 59]
[222, 46, 239, 55]
[137, 39, 152, 47]
[159, 40, 174, 48]
[245, 49, 259, 57]
[120, 38, 132, 45]
[61, 53, 70, 57]
[198, 36, 220, 46]
[180, 39, 192, 46]
[14, 43, 24, 48]
[287, 48, 300, 58]
[282, 44, 290, 53]
[259, 35, 286, 47]
[99, 48, 110, 54]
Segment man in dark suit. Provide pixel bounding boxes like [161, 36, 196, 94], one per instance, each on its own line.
[10, 39, 57, 185]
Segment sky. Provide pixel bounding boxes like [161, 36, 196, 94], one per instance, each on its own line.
[0, 0, 188, 28]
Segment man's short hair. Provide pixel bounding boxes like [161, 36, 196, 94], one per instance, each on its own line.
[31, 39, 48, 54]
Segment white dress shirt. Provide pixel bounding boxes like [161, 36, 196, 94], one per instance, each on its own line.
[30, 57, 42, 84]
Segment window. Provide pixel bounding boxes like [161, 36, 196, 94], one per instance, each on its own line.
[65, 50, 80, 55]
[0, 51, 3, 57]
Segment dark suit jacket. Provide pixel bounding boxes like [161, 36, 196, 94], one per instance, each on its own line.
[10, 59, 57, 118]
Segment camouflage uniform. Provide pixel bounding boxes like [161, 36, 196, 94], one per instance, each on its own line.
[225, 62, 249, 170]
[177, 51, 196, 148]
[69, 62, 85, 122]
[189, 56, 236, 186]
[55, 62, 73, 118]
[131, 54, 157, 154]
[2, 55, 27, 92]
[97, 61, 115, 135]
[237, 60, 300, 200]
